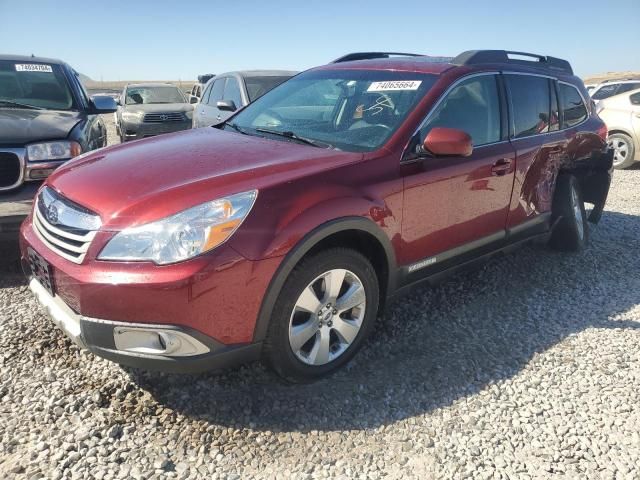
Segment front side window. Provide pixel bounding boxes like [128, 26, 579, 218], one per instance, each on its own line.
[0, 60, 75, 110]
[208, 78, 225, 106]
[230, 70, 438, 152]
[223, 78, 243, 107]
[616, 83, 640, 95]
[506, 74, 552, 138]
[420, 74, 501, 146]
[559, 83, 587, 128]
[125, 86, 186, 105]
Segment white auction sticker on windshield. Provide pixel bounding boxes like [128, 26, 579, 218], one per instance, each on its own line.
[15, 64, 53, 73]
[367, 81, 422, 92]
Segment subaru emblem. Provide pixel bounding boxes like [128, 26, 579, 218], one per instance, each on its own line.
[46, 201, 60, 224]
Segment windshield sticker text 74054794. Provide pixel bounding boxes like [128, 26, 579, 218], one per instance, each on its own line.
[367, 81, 422, 92]
[15, 64, 53, 73]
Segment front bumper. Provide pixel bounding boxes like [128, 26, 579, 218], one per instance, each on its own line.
[122, 120, 192, 141]
[27, 277, 262, 373]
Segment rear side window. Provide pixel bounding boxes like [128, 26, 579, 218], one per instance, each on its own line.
[592, 84, 618, 100]
[208, 78, 225, 105]
[421, 74, 501, 146]
[506, 75, 551, 138]
[617, 83, 640, 95]
[559, 84, 587, 128]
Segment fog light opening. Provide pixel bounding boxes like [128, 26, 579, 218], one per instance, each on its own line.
[112, 327, 209, 357]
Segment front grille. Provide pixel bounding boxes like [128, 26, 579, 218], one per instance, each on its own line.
[143, 112, 185, 123]
[0, 152, 21, 188]
[32, 187, 101, 264]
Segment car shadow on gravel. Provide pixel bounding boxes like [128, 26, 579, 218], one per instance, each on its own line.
[127, 210, 640, 433]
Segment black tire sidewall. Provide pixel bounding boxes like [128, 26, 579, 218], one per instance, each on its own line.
[264, 248, 379, 383]
[550, 175, 589, 252]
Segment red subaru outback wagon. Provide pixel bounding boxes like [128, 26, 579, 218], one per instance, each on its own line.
[20, 50, 613, 382]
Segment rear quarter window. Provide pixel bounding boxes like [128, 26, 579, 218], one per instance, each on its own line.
[559, 83, 587, 128]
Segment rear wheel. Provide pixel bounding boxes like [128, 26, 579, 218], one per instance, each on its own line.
[549, 175, 589, 252]
[608, 133, 636, 169]
[264, 248, 379, 383]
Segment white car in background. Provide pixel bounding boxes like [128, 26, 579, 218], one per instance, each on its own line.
[192, 70, 296, 128]
[598, 88, 640, 169]
[589, 79, 640, 102]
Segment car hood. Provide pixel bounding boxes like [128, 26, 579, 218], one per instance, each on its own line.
[122, 103, 193, 114]
[47, 127, 363, 230]
[0, 108, 82, 146]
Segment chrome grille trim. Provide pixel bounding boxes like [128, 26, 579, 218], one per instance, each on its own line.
[143, 112, 186, 123]
[32, 189, 100, 264]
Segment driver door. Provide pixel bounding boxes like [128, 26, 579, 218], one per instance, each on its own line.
[400, 73, 516, 267]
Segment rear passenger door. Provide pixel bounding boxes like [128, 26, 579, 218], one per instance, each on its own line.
[504, 74, 564, 232]
[401, 73, 516, 266]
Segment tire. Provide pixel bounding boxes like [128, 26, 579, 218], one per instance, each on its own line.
[264, 247, 379, 383]
[549, 175, 589, 252]
[608, 133, 636, 170]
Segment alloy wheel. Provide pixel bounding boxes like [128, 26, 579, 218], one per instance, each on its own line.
[571, 184, 584, 240]
[288, 268, 366, 366]
[608, 137, 630, 167]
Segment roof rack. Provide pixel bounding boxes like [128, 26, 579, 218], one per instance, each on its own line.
[452, 50, 573, 75]
[331, 52, 423, 63]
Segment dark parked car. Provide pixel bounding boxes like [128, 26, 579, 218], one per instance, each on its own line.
[115, 83, 193, 142]
[0, 54, 116, 192]
[21, 50, 612, 382]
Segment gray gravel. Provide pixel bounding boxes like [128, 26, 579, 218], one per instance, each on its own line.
[0, 119, 639, 479]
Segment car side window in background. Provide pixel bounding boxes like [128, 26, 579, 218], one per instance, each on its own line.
[592, 84, 618, 100]
[208, 78, 225, 105]
[201, 83, 212, 104]
[420, 75, 501, 146]
[559, 83, 587, 128]
[616, 83, 640, 95]
[549, 81, 560, 132]
[223, 78, 243, 107]
[506, 75, 551, 138]
[631, 92, 640, 106]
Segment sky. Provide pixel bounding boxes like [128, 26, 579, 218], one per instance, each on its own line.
[1, 0, 638, 81]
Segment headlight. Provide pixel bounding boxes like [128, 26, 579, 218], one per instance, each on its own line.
[122, 111, 144, 122]
[98, 190, 257, 264]
[27, 141, 81, 162]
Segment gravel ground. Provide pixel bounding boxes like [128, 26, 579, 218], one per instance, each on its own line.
[0, 119, 639, 479]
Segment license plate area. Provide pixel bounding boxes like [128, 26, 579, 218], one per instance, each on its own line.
[28, 247, 55, 296]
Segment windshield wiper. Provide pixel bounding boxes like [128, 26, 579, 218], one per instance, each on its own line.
[0, 100, 45, 110]
[224, 121, 249, 135]
[254, 127, 334, 149]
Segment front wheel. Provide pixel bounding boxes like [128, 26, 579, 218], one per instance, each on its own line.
[264, 248, 379, 383]
[549, 175, 589, 252]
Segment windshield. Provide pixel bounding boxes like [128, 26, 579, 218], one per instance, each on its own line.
[245, 75, 294, 102]
[125, 86, 186, 105]
[229, 70, 438, 152]
[0, 60, 75, 110]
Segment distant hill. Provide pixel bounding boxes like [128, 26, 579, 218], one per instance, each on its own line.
[83, 80, 196, 94]
[583, 71, 640, 84]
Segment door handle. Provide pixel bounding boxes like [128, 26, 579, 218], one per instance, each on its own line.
[491, 158, 512, 176]
[217, 115, 222, 121]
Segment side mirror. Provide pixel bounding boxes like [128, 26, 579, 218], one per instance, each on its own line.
[217, 100, 237, 112]
[422, 127, 473, 157]
[89, 95, 117, 114]
[190, 96, 199, 104]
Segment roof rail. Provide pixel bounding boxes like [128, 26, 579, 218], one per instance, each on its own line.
[452, 50, 573, 75]
[331, 52, 423, 63]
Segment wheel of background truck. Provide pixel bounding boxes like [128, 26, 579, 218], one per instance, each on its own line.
[608, 133, 636, 169]
[549, 175, 589, 252]
[264, 247, 379, 383]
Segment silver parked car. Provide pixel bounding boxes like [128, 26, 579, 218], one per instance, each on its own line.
[115, 83, 193, 142]
[193, 70, 296, 128]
